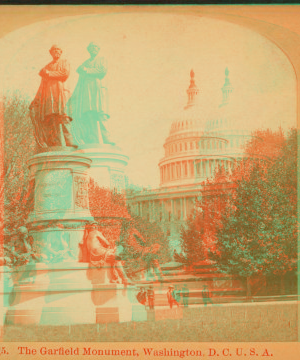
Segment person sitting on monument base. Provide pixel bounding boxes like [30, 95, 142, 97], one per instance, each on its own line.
[81, 222, 131, 285]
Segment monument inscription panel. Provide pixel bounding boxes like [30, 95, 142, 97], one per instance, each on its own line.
[35, 169, 73, 212]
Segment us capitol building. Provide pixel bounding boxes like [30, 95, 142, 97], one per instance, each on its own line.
[126, 68, 254, 250]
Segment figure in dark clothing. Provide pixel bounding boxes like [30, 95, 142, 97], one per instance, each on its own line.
[202, 285, 213, 306]
[136, 287, 147, 310]
[167, 285, 179, 309]
[182, 284, 189, 307]
[172, 285, 181, 304]
[147, 286, 155, 310]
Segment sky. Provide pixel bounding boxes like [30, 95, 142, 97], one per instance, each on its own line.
[0, 12, 296, 188]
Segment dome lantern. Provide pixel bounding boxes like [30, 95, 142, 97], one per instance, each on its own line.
[220, 67, 233, 107]
[184, 69, 199, 109]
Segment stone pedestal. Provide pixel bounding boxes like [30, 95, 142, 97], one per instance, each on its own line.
[5, 144, 135, 327]
[26, 145, 129, 260]
[4, 262, 142, 326]
[77, 144, 129, 192]
[27, 150, 94, 254]
[27, 150, 93, 223]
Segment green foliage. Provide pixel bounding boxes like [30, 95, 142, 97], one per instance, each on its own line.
[178, 214, 206, 265]
[122, 213, 171, 276]
[209, 128, 297, 278]
[3, 91, 36, 236]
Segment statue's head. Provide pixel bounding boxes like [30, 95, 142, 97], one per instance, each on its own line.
[18, 226, 28, 236]
[87, 42, 100, 57]
[49, 45, 62, 60]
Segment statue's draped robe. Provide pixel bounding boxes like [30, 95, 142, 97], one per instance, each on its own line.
[83, 228, 129, 284]
[30, 59, 73, 147]
[68, 57, 110, 144]
[85, 229, 114, 267]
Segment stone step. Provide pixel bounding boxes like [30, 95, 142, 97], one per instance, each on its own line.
[138, 289, 246, 307]
[136, 274, 239, 286]
[161, 273, 235, 280]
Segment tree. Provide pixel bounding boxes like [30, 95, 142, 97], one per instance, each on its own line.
[207, 128, 297, 297]
[123, 213, 171, 278]
[176, 214, 206, 265]
[3, 92, 36, 241]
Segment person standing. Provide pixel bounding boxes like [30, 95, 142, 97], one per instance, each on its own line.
[136, 287, 147, 310]
[173, 285, 181, 304]
[182, 284, 189, 307]
[29, 45, 76, 148]
[147, 285, 155, 310]
[167, 285, 179, 309]
[202, 285, 213, 306]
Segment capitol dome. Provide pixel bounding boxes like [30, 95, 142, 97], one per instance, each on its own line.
[158, 68, 256, 188]
[127, 68, 262, 250]
[159, 70, 207, 188]
[169, 70, 213, 137]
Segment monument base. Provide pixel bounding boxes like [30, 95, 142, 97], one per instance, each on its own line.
[3, 262, 145, 326]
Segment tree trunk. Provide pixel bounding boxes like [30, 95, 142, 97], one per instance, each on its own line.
[246, 276, 252, 300]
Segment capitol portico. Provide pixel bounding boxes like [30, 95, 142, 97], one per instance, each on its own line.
[127, 68, 254, 249]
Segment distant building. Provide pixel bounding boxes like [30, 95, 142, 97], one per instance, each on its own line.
[127, 69, 254, 251]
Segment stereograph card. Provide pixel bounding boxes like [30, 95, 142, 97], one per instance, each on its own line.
[0, 4, 299, 359]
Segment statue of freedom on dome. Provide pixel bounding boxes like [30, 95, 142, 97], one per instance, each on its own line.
[68, 42, 114, 145]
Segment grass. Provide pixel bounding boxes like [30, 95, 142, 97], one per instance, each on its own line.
[2, 302, 297, 342]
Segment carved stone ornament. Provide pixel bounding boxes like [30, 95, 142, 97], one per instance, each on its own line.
[74, 175, 89, 209]
[28, 220, 89, 231]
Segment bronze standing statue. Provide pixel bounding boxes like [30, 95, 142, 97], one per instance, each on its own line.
[29, 45, 77, 148]
[68, 42, 114, 145]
